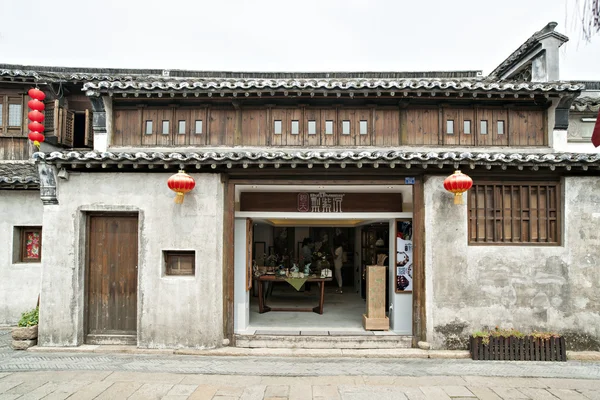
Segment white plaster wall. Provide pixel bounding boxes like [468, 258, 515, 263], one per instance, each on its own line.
[0, 191, 43, 325]
[38, 172, 224, 349]
[234, 218, 249, 333]
[425, 175, 600, 350]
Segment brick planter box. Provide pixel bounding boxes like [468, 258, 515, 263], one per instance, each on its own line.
[470, 335, 566, 361]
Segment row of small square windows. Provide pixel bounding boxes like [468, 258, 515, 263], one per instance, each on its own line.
[446, 120, 505, 135]
[145, 120, 203, 135]
[274, 120, 368, 135]
[144, 118, 505, 136]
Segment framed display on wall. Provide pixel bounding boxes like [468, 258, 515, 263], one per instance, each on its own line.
[395, 220, 413, 293]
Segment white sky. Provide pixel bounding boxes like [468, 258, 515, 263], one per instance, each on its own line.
[1, 0, 598, 80]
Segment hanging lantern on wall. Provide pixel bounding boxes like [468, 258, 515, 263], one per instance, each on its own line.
[167, 170, 196, 204]
[27, 88, 46, 148]
[443, 170, 473, 205]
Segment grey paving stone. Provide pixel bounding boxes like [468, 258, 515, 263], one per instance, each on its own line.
[301, 331, 329, 336]
[187, 384, 219, 400]
[313, 384, 341, 399]
[466, 387, 502, 400]
[579, 390, 600, 400]
[3, 380, 47, 396]
[241, 385, 267, 400]
[18, 382, 60, 400]
[38, 380, 91, 400]
[547, 389, 589, 400]
[128, 383, 174, 400]
[289, 384, 313, 400]
[62, 381, 114, 400]
[265, 385, 289, 397]
[419, 387, 451, 399]
[162, 396, 190, 400]
[254, 330, 301, 335]
[518, 387, 560, 400]
[0, 381, 22, 394]
[538, 379, 600, 390]
[167, 384, 199, 396]
[402, 387, 427, 400]
[0, 374, 11, 381]
[491, 387, 530, 399]
[441, 385, 476, 397]
[216, 386, 245, 396]
[0, 394, 21, 400]
[329, 331, 374, 336]
[94, 381, 143, 400]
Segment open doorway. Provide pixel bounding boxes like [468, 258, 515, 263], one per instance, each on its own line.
[232, 183, 415, 337]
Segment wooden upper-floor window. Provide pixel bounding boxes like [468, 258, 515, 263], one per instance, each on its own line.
[468, 181, 560, 245]
[0, 94, 27, 135]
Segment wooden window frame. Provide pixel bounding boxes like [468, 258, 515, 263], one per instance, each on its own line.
[164, 250, 196, 276]
[342, 120, 351, 135]
[480, 120, 488, 135]
[161, 120, 170, 135]
[291, 120, 299, 135]
[273, 120, 282, 135]
[446, 120, 454, 135]
[307, 120, 316, 135]
[468, 181, 561, 246]
[325, 120, 334, 135]
[359, 120, 368, 135]
[464, 120, 471, 134]
[145, 120, 153, 135]
[195, 120, 203, 135]
[178, 120, 186, 135]
[16, 227, 43, 263]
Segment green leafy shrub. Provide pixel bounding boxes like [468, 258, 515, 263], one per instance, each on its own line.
[18, 307, 39, 327]
[472, 326, 559, 345]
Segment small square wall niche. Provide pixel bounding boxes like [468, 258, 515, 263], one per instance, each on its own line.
[164, 250, 195, 276]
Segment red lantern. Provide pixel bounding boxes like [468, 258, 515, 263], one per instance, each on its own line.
[443, 170, 473, 205]
[28, 110, 44, 123]
[28, 132, 45, 146]
[27, 99, 45, 111]
[167, 170, 196, 204]
[28, 121, 44, 133]
[28, 88, 46, 101]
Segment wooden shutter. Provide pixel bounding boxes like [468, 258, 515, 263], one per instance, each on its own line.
[84, 109, 94, 147]
[44, 100, 59, 137]
[246, 218, 253, 291]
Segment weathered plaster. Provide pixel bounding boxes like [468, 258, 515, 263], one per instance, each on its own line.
[38, 172, 224, 349]
[425, 176, 600, 350]
[0, 191, 43, 325]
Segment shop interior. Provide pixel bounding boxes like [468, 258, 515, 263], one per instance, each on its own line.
[234, 184, 414, 335]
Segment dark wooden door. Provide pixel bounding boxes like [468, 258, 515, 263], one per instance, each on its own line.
[87, 215, 138, 338]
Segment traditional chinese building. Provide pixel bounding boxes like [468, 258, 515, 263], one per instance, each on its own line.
[0, 22, 599, 351]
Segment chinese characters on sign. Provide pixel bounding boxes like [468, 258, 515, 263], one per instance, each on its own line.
[297, 193, 345, 212]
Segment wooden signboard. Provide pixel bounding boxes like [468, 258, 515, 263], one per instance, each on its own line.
[363, 265, 389, 330]
[240, 192, 403, 213]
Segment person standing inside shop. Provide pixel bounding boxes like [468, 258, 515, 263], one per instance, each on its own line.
[301, 237, 314, 291]
[333, 239, 344, 294]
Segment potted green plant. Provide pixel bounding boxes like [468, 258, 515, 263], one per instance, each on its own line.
[470, 326, 566, 361]
[12, 307, 39, 350]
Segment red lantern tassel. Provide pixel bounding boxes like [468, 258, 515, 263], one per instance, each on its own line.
[454, 192, 463, 205]
[175, 192, 185, 204]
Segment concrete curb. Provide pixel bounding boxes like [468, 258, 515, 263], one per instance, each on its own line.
[25, 345, 600, 360]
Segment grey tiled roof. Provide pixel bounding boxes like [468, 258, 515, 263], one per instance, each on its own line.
[33, 150, 600, 169]
[489, 22, 569, 79]
[0, 161, 39, 188]
[572, 97, 600, 113]
[81, 78, 583, 94]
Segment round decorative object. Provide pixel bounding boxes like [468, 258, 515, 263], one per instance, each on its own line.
[167, 170, 196, 204]
[28, 121, 44, 133]
[27, 131, 45, 146]
[443, 170, 473, 204]
[27, 99, 45, 111]
[28, 88, 46, 101]
[28, 110, 44, 123]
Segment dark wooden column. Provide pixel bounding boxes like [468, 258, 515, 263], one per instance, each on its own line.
[412, 175, 427, 346]
[222, 176, 236, 345]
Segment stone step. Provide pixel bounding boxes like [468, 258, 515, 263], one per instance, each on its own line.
[235, 334, 413, 349]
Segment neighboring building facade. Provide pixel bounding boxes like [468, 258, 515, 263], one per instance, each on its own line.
[1, 22, 598, 350]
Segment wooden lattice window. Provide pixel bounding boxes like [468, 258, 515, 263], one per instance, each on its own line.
[468, 182, 560, 245]
[15, 227, 42, 263]
[164, 251, 195, 276]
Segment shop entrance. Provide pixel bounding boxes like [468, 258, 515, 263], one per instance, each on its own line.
[232, 184, 414, 337]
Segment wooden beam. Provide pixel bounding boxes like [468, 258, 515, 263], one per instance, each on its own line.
[412, 176, 426, 347]
[222, 177, 236, 346]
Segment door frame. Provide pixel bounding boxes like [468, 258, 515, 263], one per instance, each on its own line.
[83, 211, 140, 344]
[222, 177, 426, 345]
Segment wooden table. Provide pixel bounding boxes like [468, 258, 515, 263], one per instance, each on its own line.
[255, 275, 333, 314]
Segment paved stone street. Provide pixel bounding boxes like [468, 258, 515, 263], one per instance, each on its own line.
[1, 329, 599, 399]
